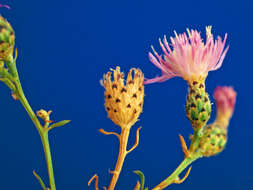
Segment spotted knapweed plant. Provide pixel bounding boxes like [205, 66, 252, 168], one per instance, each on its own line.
[89, 27, 236, 190]
[0, 8, 236, 190]
[0, 10, 70, 190]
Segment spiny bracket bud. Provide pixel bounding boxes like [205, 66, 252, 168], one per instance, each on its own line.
[185, 80, 211, 130]
[198, 123, 227, 157]
[101, 66, 144, 128]
[0, 16, 15, 62]
[37, 109, 53, 123]
[179, 134, 190, 158]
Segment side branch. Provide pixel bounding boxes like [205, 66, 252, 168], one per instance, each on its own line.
[88, 174, 99, 190]
[173, 166, 192, 184]
[127, 127, 141, 154]
[152, 156, 200, 190]
[99, 128, 120, 140]
[33, 170, 47, 190]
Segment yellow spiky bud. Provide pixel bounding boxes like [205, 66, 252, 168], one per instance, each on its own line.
[101, 67, 144, 128]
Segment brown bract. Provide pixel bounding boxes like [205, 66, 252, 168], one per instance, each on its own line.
[101, 67, 144, 128]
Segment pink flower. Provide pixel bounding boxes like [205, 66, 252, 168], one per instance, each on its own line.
[213, 86, 236, 116]
[145, 26, 229, 84]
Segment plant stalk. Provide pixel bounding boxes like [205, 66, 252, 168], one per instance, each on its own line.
[108, 127, 130, 190]
[14, 74, 56, 190]
[152, 157, 198, 190]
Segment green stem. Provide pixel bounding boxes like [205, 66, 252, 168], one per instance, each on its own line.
[14, 76, 56, 190]
[15, 80, 42, 132]
[189, 130, 202, 153]
[40, 132, 56, 190]
[152, 155, 200, 190]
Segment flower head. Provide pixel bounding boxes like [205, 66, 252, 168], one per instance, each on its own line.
[145, 26, 229, 84]
[101, 67, 144, 128]
[214, 86, 236, 118]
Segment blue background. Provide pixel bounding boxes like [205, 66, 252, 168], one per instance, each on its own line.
[0, 0, 251, 189]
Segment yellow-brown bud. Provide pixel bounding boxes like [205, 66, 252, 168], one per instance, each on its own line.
[101, 67, 144, 128]
[37, 109, 52, 123]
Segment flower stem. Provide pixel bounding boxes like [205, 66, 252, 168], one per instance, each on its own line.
[152, 155, 200, 190]
[108, 127, 130, 190]
[14, 76, 56, 190]
[40, 132, 56, 190]
[152, 130, 203, 190]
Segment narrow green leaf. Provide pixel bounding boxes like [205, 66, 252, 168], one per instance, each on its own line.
[49, 120, 71, 130]
[33, 170, 47, 190]
[134, 170, 145, 190]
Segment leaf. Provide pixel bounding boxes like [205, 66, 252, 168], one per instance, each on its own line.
[134, 170, 145, 190]
[48, 120, 71, 130]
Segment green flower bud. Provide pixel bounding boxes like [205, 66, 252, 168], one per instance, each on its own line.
[198, 123, 227, 157]
[185, 80, 211, 130]
[0, 16, 15, 61]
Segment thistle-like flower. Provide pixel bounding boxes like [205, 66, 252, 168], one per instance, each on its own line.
[145, 26, 228, 84]
[101, 66, 144, 128]
[145, 27, 229, 130]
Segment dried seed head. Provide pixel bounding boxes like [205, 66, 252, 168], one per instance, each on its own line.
[101, 66, 144, 128]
